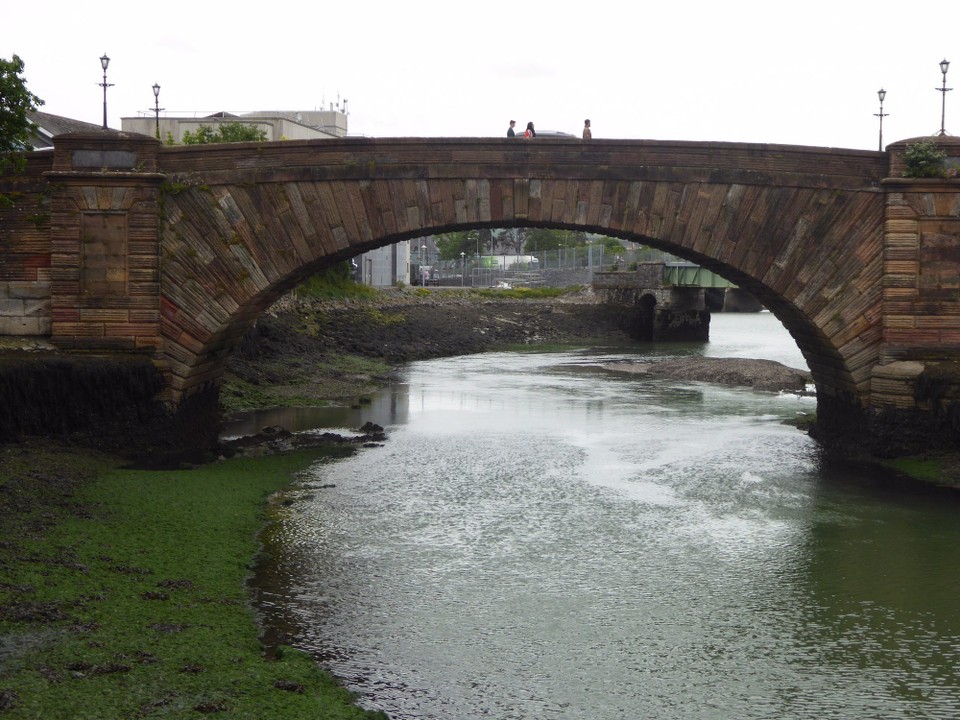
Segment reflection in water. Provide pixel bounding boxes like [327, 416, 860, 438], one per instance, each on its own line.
[249, 314, 960, 719]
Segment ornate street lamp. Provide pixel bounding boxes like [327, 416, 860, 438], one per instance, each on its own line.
[874, 89, 888, 151]
[151, 83, 164, 139]
[937, 59, 952, 136]
[99, 54, 113, 129]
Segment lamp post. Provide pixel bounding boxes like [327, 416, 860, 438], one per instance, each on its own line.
[151, 83, 164, 140]
[937, 59, 952, 136]
[874, 89, 888, 151]
[99, 54, 113, 129]
[460, 252, 465, 287]
[420, 244, 426, 285]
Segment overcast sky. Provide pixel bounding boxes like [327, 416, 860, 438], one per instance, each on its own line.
[8, 1, 960, 150]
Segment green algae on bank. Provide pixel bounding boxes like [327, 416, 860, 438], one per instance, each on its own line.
[0, 442, 386, 719]
[879, 454, 960, 487]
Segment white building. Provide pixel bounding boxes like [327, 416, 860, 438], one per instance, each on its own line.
[357, 244, 411, 287]
[121, 108, 348, 143]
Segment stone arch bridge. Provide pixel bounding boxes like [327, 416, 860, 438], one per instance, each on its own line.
[3, 131, 960, 450]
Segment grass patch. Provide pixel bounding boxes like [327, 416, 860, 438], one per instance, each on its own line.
[470, 286, 579, 300]
[295, 265, 379, 301]
[0, 443, 387, 719]
[218, 375, 300, 412]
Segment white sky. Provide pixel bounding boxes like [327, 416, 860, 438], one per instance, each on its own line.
[7, 0, 960, 150]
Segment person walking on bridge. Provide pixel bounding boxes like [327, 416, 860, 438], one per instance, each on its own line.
[507, 120, 516, 137]
[524, 122, 536, 139]
[583, 119, 592, 139]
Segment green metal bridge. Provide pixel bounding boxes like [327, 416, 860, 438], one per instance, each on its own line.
[662, 262, 737, 288]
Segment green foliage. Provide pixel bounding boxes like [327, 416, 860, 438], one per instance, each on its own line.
[181, 123, 267, 145]
[295, 261, 378, 300]
[471, 286, 579, 299]
[902, 140, 947, 178]
[525, 228, 585, 252]
[598, 235, 626, 252]
[434, 230, 494, 260]
[0, 54, 44, 175]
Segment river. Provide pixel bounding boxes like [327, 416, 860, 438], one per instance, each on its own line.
[244, 312, 960, 720]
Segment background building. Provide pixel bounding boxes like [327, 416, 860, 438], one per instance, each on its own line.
[25, 111, 102, 148]
[357, 244, 411, 287]
[121, 108, 348, 142]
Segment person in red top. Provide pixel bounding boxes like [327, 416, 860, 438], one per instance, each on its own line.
[524, 122, 536, 139]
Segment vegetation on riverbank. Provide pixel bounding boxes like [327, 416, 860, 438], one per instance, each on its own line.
[0, 440, 387, 719]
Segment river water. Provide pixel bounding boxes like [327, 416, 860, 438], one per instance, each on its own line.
[246, 313, 960, 720]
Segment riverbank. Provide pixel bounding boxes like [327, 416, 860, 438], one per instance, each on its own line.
[221, 286, 814, 413]
[0, 438, 389, 719]
[221, 286, 635, 413]
[221, 288, 960, 489]
[1, 287, 956, 716]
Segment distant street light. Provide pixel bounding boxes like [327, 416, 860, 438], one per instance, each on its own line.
[151, 83, 164, 139]
[874, 89, 888, 151]
[460, 251, 465, 287]
[99, 54, 113, 129]
[420, 244, 427, 286]
[937, 59, 952, 136]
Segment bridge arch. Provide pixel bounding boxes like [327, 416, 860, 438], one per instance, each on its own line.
[155, 138, 886, 409]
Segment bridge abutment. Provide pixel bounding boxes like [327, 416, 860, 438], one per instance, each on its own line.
[593, 267, 710, 341]
[857, 141, 960, 450]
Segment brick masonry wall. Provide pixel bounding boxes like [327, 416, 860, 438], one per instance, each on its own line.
[0, 156, 53, 335]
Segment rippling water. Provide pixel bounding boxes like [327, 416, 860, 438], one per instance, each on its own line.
[251, 313, 960, 719]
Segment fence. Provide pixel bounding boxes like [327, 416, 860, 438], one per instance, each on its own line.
[425, 246, 678, 288]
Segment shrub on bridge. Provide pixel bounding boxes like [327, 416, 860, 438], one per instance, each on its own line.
[902, 140, 948, 178]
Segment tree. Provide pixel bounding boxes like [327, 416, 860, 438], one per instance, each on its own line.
[498, 228, 528, 255]
[522, 228, 576, 253]
[434, 231, 476, 260]
[181, 123, 267, 144]
[598, 235, 625, 253]
[0, 54, 44, 175]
